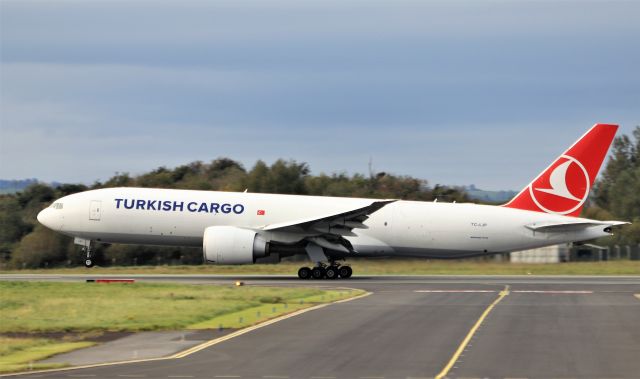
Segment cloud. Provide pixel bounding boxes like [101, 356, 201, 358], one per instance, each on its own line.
[1, 1, 639, 189]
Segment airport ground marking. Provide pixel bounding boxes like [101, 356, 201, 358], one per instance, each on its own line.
[434, 285, 510, 379]
[415, 289, 593, 294]
[0, 290, 372, 377]
[634, 294, 640, 300]
[171, 290, 371, 358]
[512, 290, 592, 294]
[414, 290, 496, 293]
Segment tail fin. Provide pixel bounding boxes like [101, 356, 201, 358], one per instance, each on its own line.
[503, 123, 618, 217]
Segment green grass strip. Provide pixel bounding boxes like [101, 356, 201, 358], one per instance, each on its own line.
[0, 282, 360, 333]
[0, 338, 94, 374]
[188, 289, 361, 329]
[2, 260, 638, 275]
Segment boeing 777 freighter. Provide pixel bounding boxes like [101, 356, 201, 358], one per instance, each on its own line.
[37, 124, 628, 279]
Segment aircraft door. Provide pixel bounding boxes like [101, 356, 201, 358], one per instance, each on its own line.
[89, 200, 102, 221]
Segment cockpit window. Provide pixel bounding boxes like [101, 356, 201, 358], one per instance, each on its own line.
[51, 203, 63, 209]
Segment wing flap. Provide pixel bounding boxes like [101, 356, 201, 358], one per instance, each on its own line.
[260, 199, 395, 253]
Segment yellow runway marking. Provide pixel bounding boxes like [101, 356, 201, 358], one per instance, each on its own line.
[634, 294, 640, 300]
[172, 291, 372, 358]
[434, 285, 510, 379]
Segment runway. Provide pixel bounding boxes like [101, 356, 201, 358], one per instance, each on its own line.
[3, 275, 640, 379]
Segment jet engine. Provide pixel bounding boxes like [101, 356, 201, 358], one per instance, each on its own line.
[202, 226, 269, 264]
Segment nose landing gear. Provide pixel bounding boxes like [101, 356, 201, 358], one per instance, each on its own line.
[83, 246, 94, 268]
[75, 238, 95, 268]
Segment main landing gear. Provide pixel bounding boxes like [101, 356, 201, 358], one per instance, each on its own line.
[300, 242, 353, 279]
[297, 262, 353, 280]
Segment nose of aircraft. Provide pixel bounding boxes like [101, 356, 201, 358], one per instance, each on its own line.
[37, 208, 55, 230]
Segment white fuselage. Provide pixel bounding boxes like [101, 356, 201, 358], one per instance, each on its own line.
[37, 187, 611, 259]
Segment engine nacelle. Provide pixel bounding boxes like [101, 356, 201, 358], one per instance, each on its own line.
[202, 226, 268, 264]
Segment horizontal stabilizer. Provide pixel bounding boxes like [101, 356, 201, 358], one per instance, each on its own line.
[525, 220, 629, 232]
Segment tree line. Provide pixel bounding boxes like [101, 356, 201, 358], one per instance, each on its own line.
[1, 126, 637, 269]
[0, 159, 468, 268]
[586, 126, 640, 244]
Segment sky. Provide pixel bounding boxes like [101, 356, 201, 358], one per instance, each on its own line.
[1, 0, 638, 190]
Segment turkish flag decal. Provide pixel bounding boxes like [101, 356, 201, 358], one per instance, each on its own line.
[257, 210, 266, 216]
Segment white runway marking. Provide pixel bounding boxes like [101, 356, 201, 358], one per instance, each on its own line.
[414, 289, 593, 294]
[512, 290, 593, 294]
[414, 290, 497, 293]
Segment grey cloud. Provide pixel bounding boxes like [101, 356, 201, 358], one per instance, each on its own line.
[1, 0, 639, 189]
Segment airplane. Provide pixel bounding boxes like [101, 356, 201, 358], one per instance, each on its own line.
[37, 123, 628, 279]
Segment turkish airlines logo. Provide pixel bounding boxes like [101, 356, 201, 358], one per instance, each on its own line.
[528, 155, 590, 215]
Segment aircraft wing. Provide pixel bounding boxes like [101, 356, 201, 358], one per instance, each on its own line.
[525, 220, 629, 232]
[261, 199, 396, 253]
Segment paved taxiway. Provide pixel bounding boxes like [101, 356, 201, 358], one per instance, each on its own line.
[2, 275, 640, 379]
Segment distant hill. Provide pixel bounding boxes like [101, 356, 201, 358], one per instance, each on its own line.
[462, 184, 517, 204]
[0, 179, 40, 194]
[0, 179, 62, 194]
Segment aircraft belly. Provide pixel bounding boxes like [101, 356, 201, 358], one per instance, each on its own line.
[65, 230, 202, 247]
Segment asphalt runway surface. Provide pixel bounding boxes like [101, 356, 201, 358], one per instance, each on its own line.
[2, 274, 640, 379]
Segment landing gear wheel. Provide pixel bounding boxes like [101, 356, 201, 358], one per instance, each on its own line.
[325, 266, 338, 279]
[311, 267, 326, 279]
[338, 265, 352, 279]
[298, 267, 312, 279]
[81, 245, 95, 268]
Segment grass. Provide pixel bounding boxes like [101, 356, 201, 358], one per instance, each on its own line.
[188, 289, 358, 329]
[1, 259, 639, 275]
[0, 338, 93, 374]
[0, 282, 361, 333]
[0, 282, 363, 373]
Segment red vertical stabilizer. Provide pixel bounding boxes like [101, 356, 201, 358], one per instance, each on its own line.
[503, 123, 618, 217]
